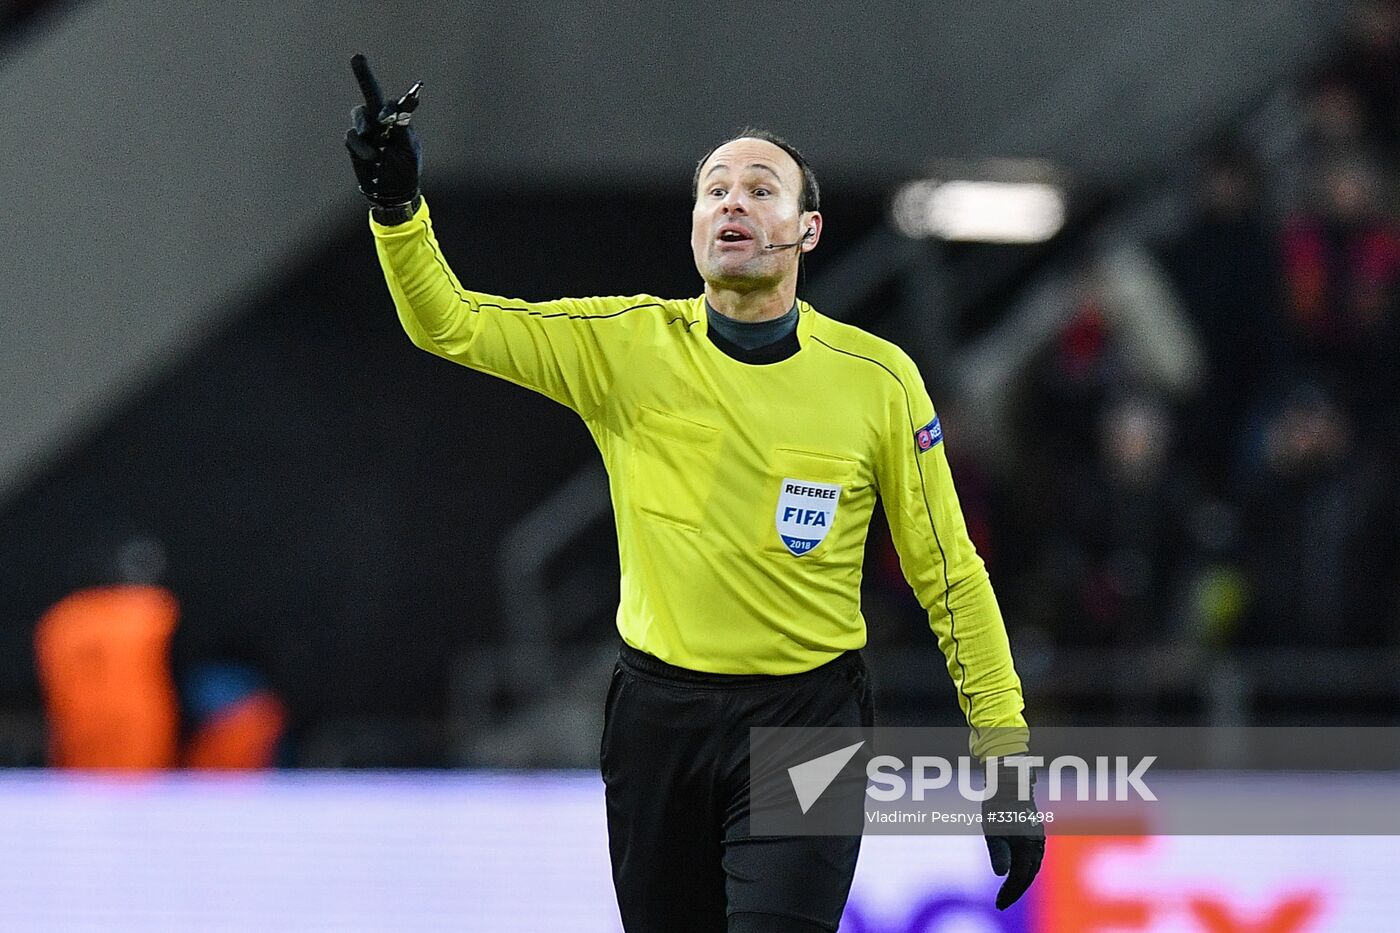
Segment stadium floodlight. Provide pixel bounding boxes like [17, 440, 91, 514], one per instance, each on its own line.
[892, 177, 1066, 244]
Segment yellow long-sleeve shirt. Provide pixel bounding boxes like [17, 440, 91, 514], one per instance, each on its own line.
[371, 198, 1027, 754]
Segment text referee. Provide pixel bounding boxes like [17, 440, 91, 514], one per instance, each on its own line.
[345, 55, 1044, 932]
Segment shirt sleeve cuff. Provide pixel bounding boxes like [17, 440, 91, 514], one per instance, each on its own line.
[369, 196, 428, 235]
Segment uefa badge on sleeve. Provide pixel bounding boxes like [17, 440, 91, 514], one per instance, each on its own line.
[775, 479, 842, 556]
[914, 416, 943, 454]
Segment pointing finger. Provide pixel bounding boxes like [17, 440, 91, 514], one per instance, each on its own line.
[351, 53, 385, 113]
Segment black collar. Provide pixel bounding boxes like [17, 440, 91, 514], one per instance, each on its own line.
[706, 324, 801, 364]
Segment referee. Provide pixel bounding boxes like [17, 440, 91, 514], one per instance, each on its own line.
[346, 56, 1044, 932]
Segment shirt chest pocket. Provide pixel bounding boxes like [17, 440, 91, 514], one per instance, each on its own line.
[628, 406, 722, 532]
[763, 446, 861, 560]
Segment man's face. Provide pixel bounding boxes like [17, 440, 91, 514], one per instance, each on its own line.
[691, 138, 818, 290]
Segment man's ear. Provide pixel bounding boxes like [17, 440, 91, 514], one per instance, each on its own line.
[800, 212, 823, 253]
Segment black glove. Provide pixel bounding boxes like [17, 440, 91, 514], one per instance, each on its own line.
[344, 54, 423, 209]
[981, 762, 1046, 910]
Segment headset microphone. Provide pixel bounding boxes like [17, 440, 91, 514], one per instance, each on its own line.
[763, 228, 815, 250]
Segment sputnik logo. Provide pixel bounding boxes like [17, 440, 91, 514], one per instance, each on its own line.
[787, 741, 866, 814]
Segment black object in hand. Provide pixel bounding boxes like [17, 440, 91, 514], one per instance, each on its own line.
[344, 54, 423, 208]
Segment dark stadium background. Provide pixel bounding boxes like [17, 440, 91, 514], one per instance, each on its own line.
[1, 2, 1398, 928]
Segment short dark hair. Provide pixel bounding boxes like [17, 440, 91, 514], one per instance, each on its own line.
[691, 127, 820, 213]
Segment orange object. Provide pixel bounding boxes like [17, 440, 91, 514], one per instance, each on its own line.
[34, 585, 180, 770]
[183, 692, 287, 769]
[1038, 825, 1153, 930]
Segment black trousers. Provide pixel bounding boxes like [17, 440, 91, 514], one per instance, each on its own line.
[600, 642, 875, 933]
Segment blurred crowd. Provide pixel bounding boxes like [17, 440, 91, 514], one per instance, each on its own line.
[33, 536, 288, 770]
[872, 1, 1400, 655]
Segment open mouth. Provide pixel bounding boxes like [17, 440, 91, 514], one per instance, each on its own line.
[716, 225, 753, 243]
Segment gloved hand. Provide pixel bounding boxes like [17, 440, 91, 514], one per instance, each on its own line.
[981, 761, 1046, 910]
[344, 54, 423, 208]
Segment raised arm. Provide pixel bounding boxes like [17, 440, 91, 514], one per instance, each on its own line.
[344, 55, 638, 417]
